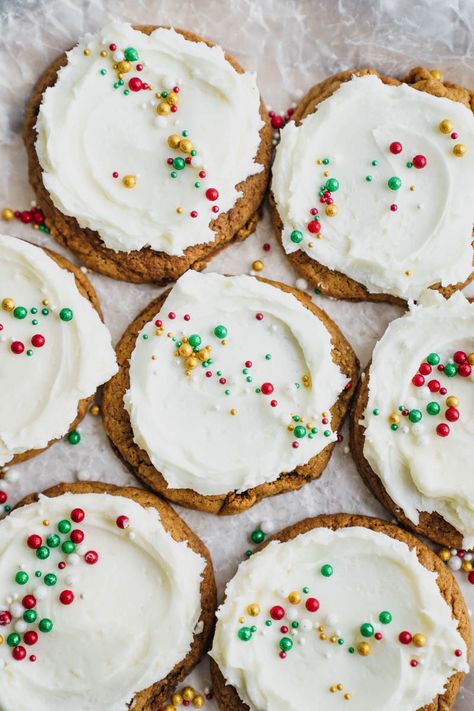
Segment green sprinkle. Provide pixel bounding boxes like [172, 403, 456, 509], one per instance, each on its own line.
[427, 353, 440, 365]
[32, 319, 38, 325]
[373, 408, 380, 416]
[406, 161, 413, 168]
[26, 350, 33, 356]
[100, 69, 107, 76]
[371, 159, 378, 166]
[67, 430, 81, 445]
[322, 158, 330, 165]
[387, 176, 402, 191]
[225, 389, 230, 395]
[31, 307, 38, 314]
[238, 627, 253, 641]
[265, 619, 272, 626]
[42, 308, 49, 316]
[290, 230, 303, 244]
[321, 564, 333, 577]
[379, 611, 392, 625]
[265, 354, 272, 360]
[390, 423, 399, 431]
[194, 181, 201, 188]
[365, 175, 373, 182]
[182, 130, 189, 137]
[142, 334, 149, 340]
[427, 402, 440, 416]
[123, 89, 130, 95]
[15, 571, 29, 585]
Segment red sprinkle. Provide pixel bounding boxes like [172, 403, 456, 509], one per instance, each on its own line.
[390, 204, 398, 212]
[0, 491, 7, 504]
[419, 362, 432, 375]
[211, 205, 219, 213]
[0, 611, 12, 626]
[437, 423, 450, 437]
[453, 351, 467, 364]
[270, 400, 278, 407]
[271, 115, 284, 129]
[59, 590, 74, 605]
[190, 211, 198, 218]
[245, 361, 253, 368]
[305, 597, 319, 612]
[280, 625, 288, 633]
[168, 312, 176, 320]
[116, 515, 130, 529]
[389, 141, 403, 154]
[12, 646, 26, 661]
[22, 595, 36, 610]
[428, 379, 440, 392]
[112, 171, 119, 178]
[205, 188, 219, 201]
[412, 154, 427, 169]
[70, 529, 84, 544]
[307, 220, 321, 234]
[31, 334, 45, 348]
[279, 651, 287, 659]
[84, 550, 99, 565]
[458, 363, 471, 377]
[375, 632, 383, 640]
[445, 407, 459, 422]
[256, 313, 264, 321]
[184, 314, 190, 321]
[11, 341, 25, 355]
[399, 631, 412, 645]
[27, 535, 42, 550]
[155, 320, 163, 327]
[263, 243, 271, 251]
[199, 171, 206, 179]
[270, 605, 285, 620]
[292, 442, 299, 449]
[451, 132, 458, 139]
[58, 562, 66, 570]
[219, 377, 226, 385]
[109, 43, 117, 51]
[71, 508, 85, 523]
[205, 371, 212, 378]
[412, 374, 425, 387]
[24, 631, 38, 646]
[410, 659, 418, 667]
[455, 649, 463, 657]
[128, 77, 143, 92]
[261, 382, 274, 395]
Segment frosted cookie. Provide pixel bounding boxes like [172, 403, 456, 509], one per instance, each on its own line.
[210, 513, 471, 711]
[271, 68, 474, 304]
[102, 271, 358, 514]
[0, 481, 216, 711]
[350, 291, 474, 549]
[0, 235, 116, 467]
[24, 22, 272, 283]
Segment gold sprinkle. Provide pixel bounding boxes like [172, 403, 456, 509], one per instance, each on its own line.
[330, 635, 338, 643]
[151, 355, 157, 360]
[90, 404, 100, 416]
[172, 694, 183, 706]
[42, 520, 49, 526]
[308, 241, 314, 248]
[462, 560, 473, 572]
[230, 409, 238, 416]
[337, 684, 344, 691]
[100, 50, 107, 57]
[42, 299, 49, 306]
[318, 625, 325, 632]
[34, 224, 40, 230]
[438, 548, 451, 561]
[83, 49, 91, 56]
[446, 396, 458, 408]
[288, 591, 301, 605]
[405, 270, 411, 276]
[287, 425, 294, 432]
[320, 633, 327, 640]
[325, 204, 338, 217]
[453, 143, 466, 157]
[185, 370, 191, 376]
[2, 297, 15, 312]
[2, 208, 14, 221]
[247, 603, 260, 616]
[252, 260, 264, 272]
[238, 616, 245, 624]
[431, 69, 441, 80]
[155, 328, 163, 336]
[176, 207, 183, 214]
[167, 332, 172, 338]
[439, 119, 452, 134]
[317, 159, 322, 165]
[182, 687, 195, 702]
[316, 234, 322, 240]
[389, 412, 400, 425]
[330, 686, 337, 693]
[344, 694, 352, 701]
[409, 185, 415, 192]
[122, 175, 136, 189]
[221, 340, 227, 346]
[323, 170, 329, 177]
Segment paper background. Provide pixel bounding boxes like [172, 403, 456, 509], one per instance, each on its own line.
[0, 0, 473, 707]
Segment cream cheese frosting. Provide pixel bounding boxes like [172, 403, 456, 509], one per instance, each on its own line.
[0, 492, 205, 711]
[211, 525, 469, 711]
[0, 235, 117, 466]
[124, 271, 349, 496]
[272, 74, 474, 300]
[363, 291, 474, 546]
[35, 21, 264, 256]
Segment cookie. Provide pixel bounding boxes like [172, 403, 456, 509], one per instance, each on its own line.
[350, 291, 474, 549]
[0, 480, 216, 711]
[0, 235, 116, 467]
[102, 271, 359, 514]
[210, 513, 471, 711]
[23, 22, 272, 284]
[271, 67, 474, 304]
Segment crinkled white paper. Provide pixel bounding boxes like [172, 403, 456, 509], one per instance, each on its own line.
[0, 0, 473, 707]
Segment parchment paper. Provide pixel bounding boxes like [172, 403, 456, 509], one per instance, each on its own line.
[0, 0, 473, 707]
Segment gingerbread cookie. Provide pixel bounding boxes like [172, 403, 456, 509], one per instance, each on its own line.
[350, 291, 474, 549]
[210, 513, 471, 711]
[24, 22, 272, 283]
[0, 235, 116, 467]
[271, 67, 474, 304]
[0, 481, 216, 710]
[102, 271, 358, 514]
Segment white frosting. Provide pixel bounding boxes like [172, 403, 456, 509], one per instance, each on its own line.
[35, 21, 264, 256]
[124, 271, 348, 496]
[211, 526, 469, 711]
[363, 291, 474, 546]
[0, 492, 205, 711]
[0, 235, 117, 466]
[273, 74, 474, 299]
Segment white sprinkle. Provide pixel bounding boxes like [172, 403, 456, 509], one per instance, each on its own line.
[194, 620, 204, 634]
[15, 620, 27, 633]
[295, 278, 308, 290]
[68, 554, 80, 566]
[10, 603, 24, 618]
[76, 470, 91, 481]
[259, 519, 275, 534]
[448, 556, 462, 571]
